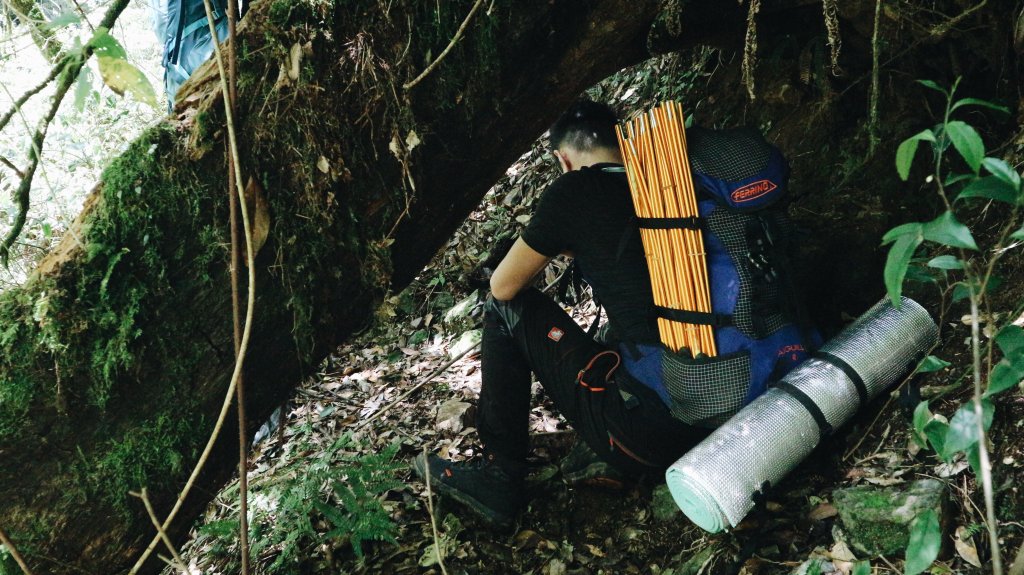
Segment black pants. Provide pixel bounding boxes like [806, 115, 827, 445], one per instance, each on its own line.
[476, 288, 709, 477]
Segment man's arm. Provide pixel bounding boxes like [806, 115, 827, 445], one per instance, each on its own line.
[490, 237, 552, 301]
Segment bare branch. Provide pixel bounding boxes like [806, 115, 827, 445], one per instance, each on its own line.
[403, 0, 486, 90]
[0, 0, 132, 267]
[0, 156, 25, 178]
[225, 0, 252, 570]
[0, 63, 62, 135]
[69, 0, 95, 33]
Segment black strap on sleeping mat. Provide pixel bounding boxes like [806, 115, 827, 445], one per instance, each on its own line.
[813, 350, 868, 407]
[772, 380, 833, 437]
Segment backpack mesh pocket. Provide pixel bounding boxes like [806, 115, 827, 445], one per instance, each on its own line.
[663, 350, 751, 428]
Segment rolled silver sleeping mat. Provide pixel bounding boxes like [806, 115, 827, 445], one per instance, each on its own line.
[665, 296, 939, 532]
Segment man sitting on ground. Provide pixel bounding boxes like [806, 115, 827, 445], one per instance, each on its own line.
[414, 99, 711, 528]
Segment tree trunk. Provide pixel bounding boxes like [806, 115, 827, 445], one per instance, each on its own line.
[0, 1, 688, 573]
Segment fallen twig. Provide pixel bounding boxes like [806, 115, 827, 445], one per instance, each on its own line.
[355, 342, 479, 430]
[129, 489, 189, 573]
[0, 527, 35, 575]
[867, 0, 882, 155]
[422, 447, 450, 575]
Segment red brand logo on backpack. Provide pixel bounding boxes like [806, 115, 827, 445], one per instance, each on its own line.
[730, 179, 777, 203]
[547, 327, 565, 342]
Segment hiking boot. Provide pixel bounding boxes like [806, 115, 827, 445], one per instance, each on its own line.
[412, 452, 524, 530]
[559, 440, 628, 489]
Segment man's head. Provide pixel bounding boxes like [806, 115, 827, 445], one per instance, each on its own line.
[548, 99, 622, 172]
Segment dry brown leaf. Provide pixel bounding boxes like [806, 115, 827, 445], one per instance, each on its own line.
[514, 529, 546, 551]
[907, 435, 922, 457]
[388, 132, 403, 159]
[543, 558, 567, 575]
[829, 541, 857, 562]
[845, 468, 867, 480]
[244, 176, 271, 260]
[405, 130, 421, 152]
[935, 459, 969, 478]
[585, 543, 605, 557]
[738, 557, 765, 575]
[833, 560, 855, 575]
[954, 526, 982, 567]
[809, 502, 839, 521]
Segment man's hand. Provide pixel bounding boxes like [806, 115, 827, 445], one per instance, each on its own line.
[490, 237, 551, 301]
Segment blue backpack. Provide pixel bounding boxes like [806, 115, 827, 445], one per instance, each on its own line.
[620, 127, 819, 427]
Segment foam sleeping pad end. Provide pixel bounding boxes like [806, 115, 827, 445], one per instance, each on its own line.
[664, 467, 730, 533]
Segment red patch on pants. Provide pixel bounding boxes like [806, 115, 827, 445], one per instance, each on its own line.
[547, 327, 565, 342]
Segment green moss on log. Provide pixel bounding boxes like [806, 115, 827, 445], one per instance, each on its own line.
[0, 287, 48, 441]
[409, 0, 506, 120]
[77, 409, 205, 518]
[0, 123, 228, 517]
[0, 0, 485, 562]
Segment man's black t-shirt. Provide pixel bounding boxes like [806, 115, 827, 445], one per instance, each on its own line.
[522, 163, 659, 345]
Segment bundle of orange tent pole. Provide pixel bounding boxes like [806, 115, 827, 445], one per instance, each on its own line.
[615, 101, 717, 358]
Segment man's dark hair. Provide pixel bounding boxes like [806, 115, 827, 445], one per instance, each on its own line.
[548, 99, 620, 152]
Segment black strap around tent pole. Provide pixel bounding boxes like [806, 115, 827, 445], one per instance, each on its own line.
[636, 216, 704, 230]
[653, 305, 733, 328]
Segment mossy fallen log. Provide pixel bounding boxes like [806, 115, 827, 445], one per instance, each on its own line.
[0, 0, 671, 572]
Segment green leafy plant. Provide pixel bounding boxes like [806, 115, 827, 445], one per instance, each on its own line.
[905, 509, 941, 575]
[313, 443, 404, 558]
[886, 78, 1021, 575]
[88, 27, 158, 110]
[198, 431, 403, 574]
